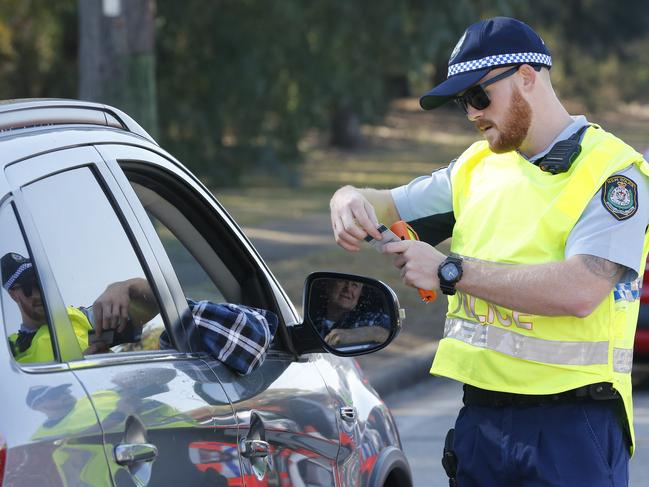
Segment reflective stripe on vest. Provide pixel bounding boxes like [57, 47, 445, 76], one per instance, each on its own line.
[445, 317, 632, 372]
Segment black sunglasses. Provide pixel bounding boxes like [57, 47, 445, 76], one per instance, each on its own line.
[455, 65, 541, 113]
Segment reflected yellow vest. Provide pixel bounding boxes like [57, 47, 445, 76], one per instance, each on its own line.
[430, 125, 649, 453]
[9, 307, 92, 363]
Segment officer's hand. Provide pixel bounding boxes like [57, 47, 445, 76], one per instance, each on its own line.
[383, 240, 445, 291]
[92, 281, 131, 337]
[330, 186, 381, 251]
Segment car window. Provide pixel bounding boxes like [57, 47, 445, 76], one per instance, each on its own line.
[124, 175, 246, 305]
[0, 201, 56, 363]
[119, 162, 286, 352]
[20, 167, 168, 356]
[147, 212, 226, 303]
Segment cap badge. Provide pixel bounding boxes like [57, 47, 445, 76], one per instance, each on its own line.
[449, 32, 467, 63]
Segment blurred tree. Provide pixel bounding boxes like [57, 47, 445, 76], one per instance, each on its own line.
[2, 1, 649, 186]
[154, 0, 503, 184]
[0, 0, 77, 99]
[79, 0, 157, 136]
[510, 0, 649, 108]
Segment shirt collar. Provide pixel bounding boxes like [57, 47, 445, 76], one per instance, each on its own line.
[521, 115, 589, 162]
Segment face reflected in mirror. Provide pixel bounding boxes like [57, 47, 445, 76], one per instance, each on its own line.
[309, 277, 392, 351]
[327, 279, 363, 320]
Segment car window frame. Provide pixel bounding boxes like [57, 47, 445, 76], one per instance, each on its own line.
[4, 145, 193, 368]
[95, 144, 298, 354]
[0, 195, 71, 371]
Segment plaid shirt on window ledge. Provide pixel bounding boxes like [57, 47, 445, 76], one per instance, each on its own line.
[160, 299, 279, 375]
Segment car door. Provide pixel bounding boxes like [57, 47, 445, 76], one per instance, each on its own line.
[96, 143, 343, 486]
[0, 178, 111, 487]
[6, 146, 243, 487]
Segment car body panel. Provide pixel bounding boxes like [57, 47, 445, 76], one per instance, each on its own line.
[71, 359, 242, 486]
[204, 353, 341, 485]
[0, 312, 111, 486]
[314, 354, 404, 487]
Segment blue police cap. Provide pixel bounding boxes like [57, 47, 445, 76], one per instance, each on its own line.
[420, 17, 552, 110]
[1, 252, 34, 291]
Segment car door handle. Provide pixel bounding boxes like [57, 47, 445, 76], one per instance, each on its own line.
[114, 443, 159, 465]
[339, 406, 357, 422]
[239, 438, 270, 458]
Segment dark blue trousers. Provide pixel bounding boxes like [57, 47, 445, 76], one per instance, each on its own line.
[453, 400, 629, 486]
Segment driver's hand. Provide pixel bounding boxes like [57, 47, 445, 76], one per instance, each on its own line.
[83, 342, 111, 355]
[325, 328, 351, 347]
[92, 281, 131, 337]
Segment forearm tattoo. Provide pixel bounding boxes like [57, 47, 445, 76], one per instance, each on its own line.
[579, 255, 623, 280]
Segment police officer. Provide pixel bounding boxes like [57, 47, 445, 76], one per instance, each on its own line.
[329, 17, 649, 486]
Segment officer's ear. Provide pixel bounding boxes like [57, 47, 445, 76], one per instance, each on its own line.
[517, 64, 538, 92]
[7, 287, 19, 301]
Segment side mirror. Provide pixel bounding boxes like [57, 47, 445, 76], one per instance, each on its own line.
[290, 272, 403, 356]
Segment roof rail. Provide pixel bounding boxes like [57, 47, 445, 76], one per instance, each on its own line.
[0, 98, 156, 144]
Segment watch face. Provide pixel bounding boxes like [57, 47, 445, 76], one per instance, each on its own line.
[441, 262, 460, 281]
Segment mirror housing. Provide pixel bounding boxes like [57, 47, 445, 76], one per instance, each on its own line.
[289, 272, 402, 356]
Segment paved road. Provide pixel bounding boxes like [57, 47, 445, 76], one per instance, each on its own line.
[385, 378, 649, 487]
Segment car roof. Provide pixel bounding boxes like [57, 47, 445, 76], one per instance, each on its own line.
[0, 98, 160, 171]
[0, 98, 154, 142]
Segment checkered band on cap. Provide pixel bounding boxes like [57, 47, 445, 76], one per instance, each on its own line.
[448, 52, 552, 77]
[3, 262, 32, 290]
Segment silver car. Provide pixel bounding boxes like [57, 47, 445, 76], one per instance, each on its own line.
[0, 99, 412, 487]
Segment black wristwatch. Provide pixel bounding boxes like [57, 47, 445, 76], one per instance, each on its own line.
[438, 256, 463, 296]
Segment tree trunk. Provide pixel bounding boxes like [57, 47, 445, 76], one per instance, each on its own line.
[78, 0, 157, 137]
[330, 106, 362, 149]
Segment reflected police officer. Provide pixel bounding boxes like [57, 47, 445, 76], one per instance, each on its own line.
[1, 252, 156, 362]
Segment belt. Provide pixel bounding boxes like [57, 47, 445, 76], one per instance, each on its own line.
[463, 382, 620, 407]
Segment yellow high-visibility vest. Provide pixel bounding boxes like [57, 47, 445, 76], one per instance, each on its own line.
[9, 307, 92, 363]
[431, 125, 649, 453]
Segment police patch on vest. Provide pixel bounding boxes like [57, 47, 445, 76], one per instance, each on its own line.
[601, 175, 638, 220]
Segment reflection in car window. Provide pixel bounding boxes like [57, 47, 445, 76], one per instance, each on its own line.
[0, 202, 56, 363]
[20, 167, 167, 355]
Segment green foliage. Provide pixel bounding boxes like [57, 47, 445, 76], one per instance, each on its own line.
[3, 1, 649, 184]
[510, 0, 649, 109]
[0, 0, 77, 99]
[154, 0, 487, 185]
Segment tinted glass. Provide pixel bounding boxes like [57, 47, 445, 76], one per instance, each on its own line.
[21, 167, 166, 355]
[0, 202, 54, 363]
